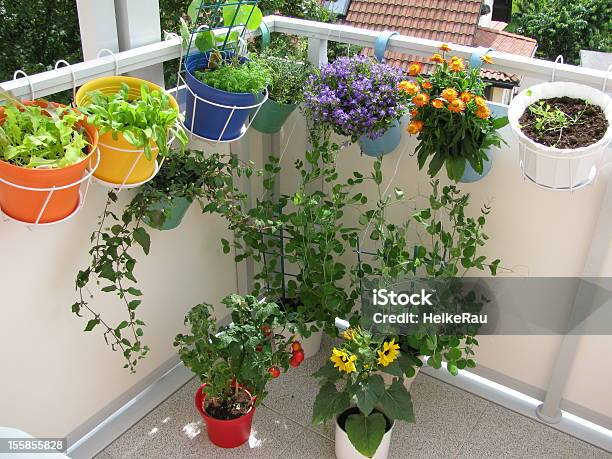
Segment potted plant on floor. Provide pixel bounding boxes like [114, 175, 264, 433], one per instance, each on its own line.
[175, 294, 303, 448]
[76, 78, 187, 186]
[0, 96, 99, 224]
[304, 54, 408, 156]
[508, 82, 612, 190]
[181, 0, 271, 141]
[312, 327, 415, 459]
[402, 44, 508, 182]
[71, 149, 250, 371]
[250, 51, 313, 134]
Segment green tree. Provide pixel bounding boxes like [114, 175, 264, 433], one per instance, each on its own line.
[0, 0, 82, 82]
[513, 0, 612, 64]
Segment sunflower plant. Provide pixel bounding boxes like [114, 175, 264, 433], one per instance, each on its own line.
[399, 44, 509, 182]
[312, 327, 414, 458]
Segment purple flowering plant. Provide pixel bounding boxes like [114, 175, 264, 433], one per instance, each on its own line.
[304, 55, 407, 143]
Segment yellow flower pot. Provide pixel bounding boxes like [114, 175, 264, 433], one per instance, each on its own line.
[75, 76, 179, 185]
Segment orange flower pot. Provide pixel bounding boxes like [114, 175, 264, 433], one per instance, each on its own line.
[0, 101, 99, 224]
[75, 76, 179, 185]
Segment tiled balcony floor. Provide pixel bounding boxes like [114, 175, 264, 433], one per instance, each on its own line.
[97, 337, 610, 459]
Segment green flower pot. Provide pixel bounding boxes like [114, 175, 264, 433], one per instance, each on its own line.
[251, 98, 297, 134]
[142, 196, 192, 231]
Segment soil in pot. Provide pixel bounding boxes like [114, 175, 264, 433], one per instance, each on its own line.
[337, 407, 393, 433]
[519, 97, 607, 149]
[204, 389, 252, 421]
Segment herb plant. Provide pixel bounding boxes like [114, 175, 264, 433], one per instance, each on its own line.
[0, 101, 88, 168]
[313, 327, 414, 458]
[194, 59, 271, 94]
[254, 53, 313, 105]
[72, 149, 249, 372]
[403, 44, 509, 181]
[80, 83, 187, 159]
[175, 294, 302, 411]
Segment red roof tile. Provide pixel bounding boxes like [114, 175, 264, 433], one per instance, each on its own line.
[474, 27, 538, 57]
[341, 0, 536, 84]
[344, 0, 483, 46]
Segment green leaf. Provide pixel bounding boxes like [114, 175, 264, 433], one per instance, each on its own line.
[312, 361, 341, 383]
[312, 382, 351, 425]
[492, 116, 509, 129]
[378, 379, 415, 422]
[133, 227, 151, 255]
[353, 374, 385, 416]
[345, 412, 386, 458]
[194, 30, 215, 53]
[84, 319, 100, 332]
[187, 0, 200, 21]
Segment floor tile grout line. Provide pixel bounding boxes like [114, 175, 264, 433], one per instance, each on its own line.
[262, 401, 335, 442]
[453, 399, 491, 458]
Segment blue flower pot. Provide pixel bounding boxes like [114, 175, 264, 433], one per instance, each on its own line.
[459, 153, 492, 183]
[358, 120, 402, 157]
[184, 51, 258, 141]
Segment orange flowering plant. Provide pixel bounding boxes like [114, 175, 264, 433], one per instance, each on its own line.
[399, 45, 509, 182]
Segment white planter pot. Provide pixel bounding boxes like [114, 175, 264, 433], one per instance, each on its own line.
[276, 322, 323, 359]
[508, 82, 612, 191]
[377, 365, 420, 392]
[335, 411, 394, 459]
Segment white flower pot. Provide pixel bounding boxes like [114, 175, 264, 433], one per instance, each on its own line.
[377, 365, 420, 392]
[335, 410, 394, 459]
[275, 321, 323, 359]
[508, 82, 612, 191]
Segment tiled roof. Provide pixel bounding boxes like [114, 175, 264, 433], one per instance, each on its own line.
[341, 0, 536, 85]
[345, 0, 483, 45]
[474, 27, 537, 57]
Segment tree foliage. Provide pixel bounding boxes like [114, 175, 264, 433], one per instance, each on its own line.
[513, 0, 612, 64]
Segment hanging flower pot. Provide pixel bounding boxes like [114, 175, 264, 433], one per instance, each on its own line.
[251, 98, 297, 134]
[335, 407, 394, 459]
[358, 120, 402, 157]
[75, 76, 181, 186]
[458, 153, 492, 183]
[142, 196, 192, 231]
[194, 383, 255, 449]
[0, 101, 99, 224]
[183, 51, 267, 141]
[509, 82, 612, 190]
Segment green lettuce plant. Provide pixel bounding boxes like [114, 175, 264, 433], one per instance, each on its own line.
[0, 99, 88, 168]
[80, 83, 187, 159]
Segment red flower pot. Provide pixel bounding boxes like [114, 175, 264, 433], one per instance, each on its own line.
[194, 383, 255, 448]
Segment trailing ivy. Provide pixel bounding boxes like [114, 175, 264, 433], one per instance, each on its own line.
[72, 150, 251, 372]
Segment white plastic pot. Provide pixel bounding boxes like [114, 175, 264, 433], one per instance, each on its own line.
[335, 410, 394, 459]
[508, 82, 612, 191]
[276, 322, 323, 359]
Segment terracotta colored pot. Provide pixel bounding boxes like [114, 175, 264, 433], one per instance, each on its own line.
[0, 101, 99, 224]
[75, 76, 179, 185]
[194, 383, 255, 448]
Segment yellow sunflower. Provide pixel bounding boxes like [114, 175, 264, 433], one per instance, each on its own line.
[342, 328, 357, 341]
[331, 348, 357, 373]
[377, 339, 400, 367]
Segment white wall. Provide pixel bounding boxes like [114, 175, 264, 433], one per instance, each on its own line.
[0, 178, 238, 438]
[252, 109, 612, 427]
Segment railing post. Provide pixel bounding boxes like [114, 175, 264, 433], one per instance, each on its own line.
[308, 37, 328, 68]
[75, 0, 120, 61]
[113, 0, 165, 86]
